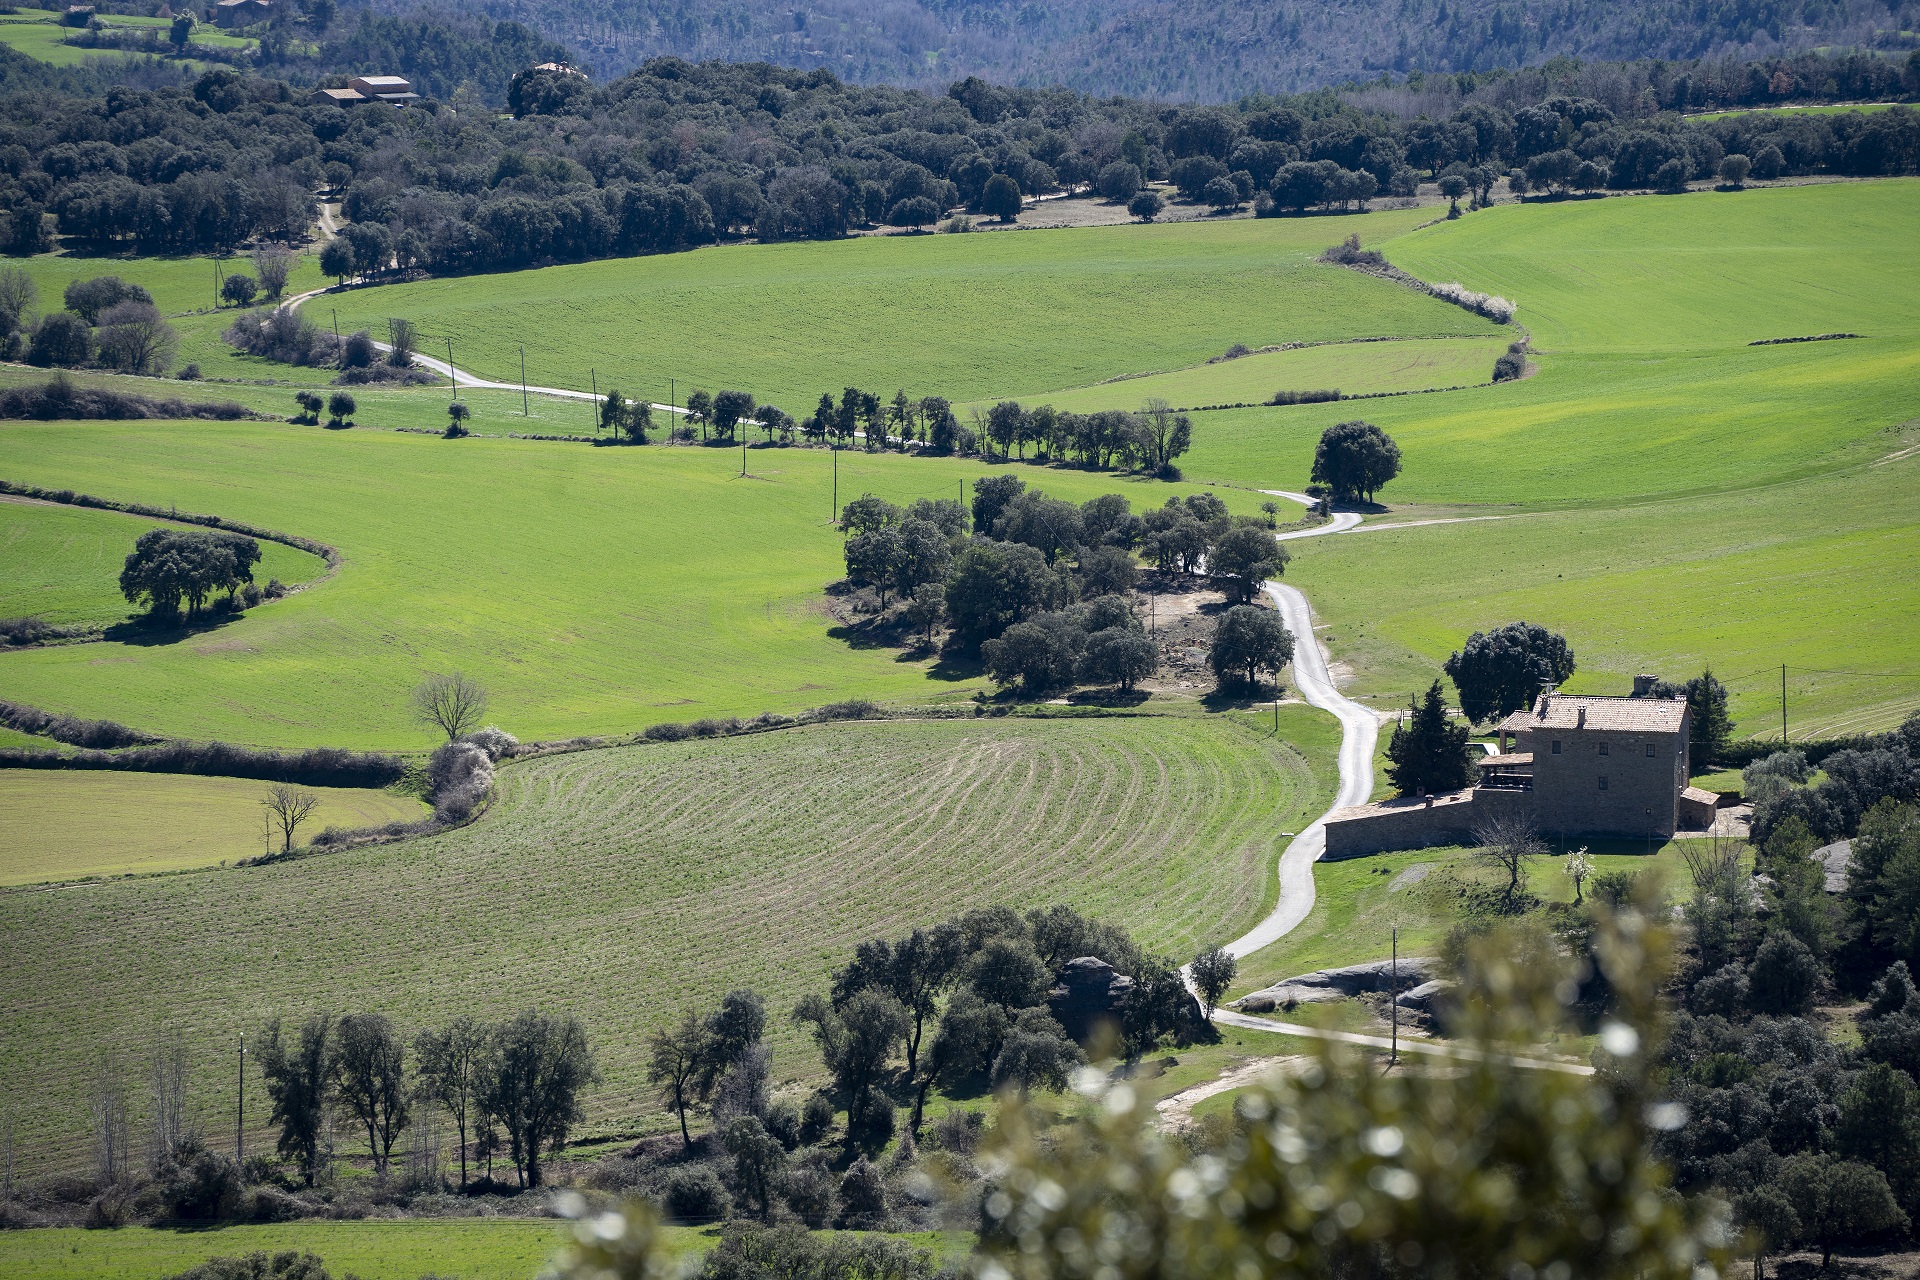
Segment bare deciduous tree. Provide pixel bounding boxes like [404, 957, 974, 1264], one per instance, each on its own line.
[262, 784, 320, 854]
[416, 1016, 490, 1187]
[333, 1012, 410, 1177]
[147, 1026, 192, 1171]
[387, 318, 417, 367]
[412, 672, 488, 742]
[0, 265, 36, 324]
[252, 243, 295, 300]
[91, 1051, 131, 1185]
[1472, 812, 1547, 910]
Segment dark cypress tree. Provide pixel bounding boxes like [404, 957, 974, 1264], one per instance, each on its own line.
[1683, 668, 1733, 768]
[1385, 680, 1475, 796]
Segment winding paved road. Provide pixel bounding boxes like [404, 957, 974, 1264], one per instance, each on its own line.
[1220, 491, 1376, 959]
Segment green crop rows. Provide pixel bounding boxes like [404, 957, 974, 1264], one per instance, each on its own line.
[0, 710, 1336, 1173]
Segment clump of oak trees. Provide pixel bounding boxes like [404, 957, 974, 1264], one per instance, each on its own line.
[118, 527, 264, 623]
[838, 477, 1295, 699]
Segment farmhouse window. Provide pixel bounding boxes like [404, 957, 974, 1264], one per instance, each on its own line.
[1646, 743, 1657, 758]
[1599, 742, 1609, 757]
[1551, 740, 1562, 755]
[1598, 775, 1609, 791]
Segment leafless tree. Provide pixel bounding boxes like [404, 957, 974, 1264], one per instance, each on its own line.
[1472, 812, 1547, 910]
[94, 301, 178, 375]
[412, 672, 488, 742]
[415, 1016, 489, 1187]
[252, 243, 295, 301]
[403, 1099, 444, 1192]
[91, 1051, 131, 1185]
[386, 318, 418, 367]
[262, 784, 320, 854]
[0, 265, 35, 323]
[147, 1026, 192, 1171]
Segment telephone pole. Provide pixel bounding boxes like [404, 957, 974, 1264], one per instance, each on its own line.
[519, 346, 529, 416]
[1781, 663, 1789, 743]
[236, 1034, 246, 1163]
[831, 439, 838, 520]
[1389, 927, 1399, 1068]
[590, 370, 598, 435]
[445, 339, 456, 395]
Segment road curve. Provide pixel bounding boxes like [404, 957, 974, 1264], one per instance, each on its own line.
[1220, 491, 1377, 959]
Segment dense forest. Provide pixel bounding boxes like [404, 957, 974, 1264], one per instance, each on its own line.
[3, 46, 1914, 267]
[373, 0, 1920, 101]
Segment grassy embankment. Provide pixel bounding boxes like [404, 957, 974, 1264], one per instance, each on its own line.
[0, 707, 1336, 1174]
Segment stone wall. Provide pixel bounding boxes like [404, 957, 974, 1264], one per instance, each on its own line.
[1323, 790, 1477, 859]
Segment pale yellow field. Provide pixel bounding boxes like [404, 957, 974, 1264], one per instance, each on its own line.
[0, 772, 426, 884]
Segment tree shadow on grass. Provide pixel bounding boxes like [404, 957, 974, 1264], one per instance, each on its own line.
[1066, 687, 1151, 708]
[1199, 680, 1284, 713]
[102, 608, 251, 647]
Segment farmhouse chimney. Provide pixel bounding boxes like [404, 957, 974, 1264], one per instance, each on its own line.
[1577, 707, 1587, 728]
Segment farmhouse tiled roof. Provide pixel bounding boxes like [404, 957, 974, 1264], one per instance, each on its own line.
[1482, 752, 1533, 766]
[1681, 786, 1721, 807]
[1496, 693, 1687, 735]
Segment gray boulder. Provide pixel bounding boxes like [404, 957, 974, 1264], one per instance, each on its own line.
[1048, 956, 1135, 1045]
[1231, 957, 1439, 1010]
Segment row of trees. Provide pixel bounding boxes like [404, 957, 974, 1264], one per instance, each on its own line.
[257, 1008, 596, 1189]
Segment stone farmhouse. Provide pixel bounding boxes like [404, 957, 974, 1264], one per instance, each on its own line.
[307, 76, 421, 108]
[1324, 680, 1722, 857]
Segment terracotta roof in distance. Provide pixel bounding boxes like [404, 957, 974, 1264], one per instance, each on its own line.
[1496, 692, 1687, 735]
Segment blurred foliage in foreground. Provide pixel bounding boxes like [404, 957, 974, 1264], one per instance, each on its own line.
[549, 905, 1731, 1280]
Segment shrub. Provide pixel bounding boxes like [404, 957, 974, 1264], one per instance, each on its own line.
[161, 1251, 333, 1280]
[27, 312, 93, 367]
[1127, 189, 1164, 221]
[1493, 341, 1528, 381]
[224, 309, 341, 368]
[662, 1164, 732, 1223]
[764, 1100, 802, 1151]
[425, 741, 493, 821]
[779, 1164, 836, 1227]
[0, 740, 405, 787]
[178, 363, 202, 380]
[837, 1157, 888, 1228]
[0, 378, 250, 422]
[798, 1093, 835, 1145]
[0, 698, 155, 748]
[1269, 388, 1341, 405]
[462, 726, 519, 760]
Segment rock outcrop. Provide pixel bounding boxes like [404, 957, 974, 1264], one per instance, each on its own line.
[1047, 956, 1135, 1044]
[1231, 957, 1439, 1013]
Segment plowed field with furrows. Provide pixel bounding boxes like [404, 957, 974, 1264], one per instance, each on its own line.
[0, 711, 1335, 1172]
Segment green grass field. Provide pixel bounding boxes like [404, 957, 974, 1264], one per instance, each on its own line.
[0, 772, 427, 884]
[0, 496, 328, 630]
[0, 708, 1337, 1173]
[0, 9, 252, 71]
[966, 335, 1509, 416]
[0, 1219, 608, 1280]
[0, 420, 1264, 747]
[321, 205, 1493, 413]
[1684, 103, 1905, 122]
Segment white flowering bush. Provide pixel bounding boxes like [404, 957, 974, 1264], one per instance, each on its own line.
[463, 725, 519, 760]
[426, 740, 493, 821]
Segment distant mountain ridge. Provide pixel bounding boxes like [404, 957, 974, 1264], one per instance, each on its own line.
[376, 0, 1919, 99]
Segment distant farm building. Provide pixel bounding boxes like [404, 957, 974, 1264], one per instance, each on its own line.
[308, 76, 420, 108]
[1324, 682, 1720, 857]
[212, 0, 269, 26]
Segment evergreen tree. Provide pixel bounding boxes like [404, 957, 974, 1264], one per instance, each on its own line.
[1683, 668, 1732, 768]
[1385, 680, 1474, 795]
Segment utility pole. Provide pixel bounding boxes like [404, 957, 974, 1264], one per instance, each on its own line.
[330, 308, 338, 341]
[831, 439, 838, 520]
[519, 346, 528, 416]
[590, 370, 598, 435]
[1781, 663, 1789, 744]
[740, 436, 747, 477]
[1389, 927, 1399, 1069]
[236, 1034, 245, 1163]
[446, 339, 456, 396]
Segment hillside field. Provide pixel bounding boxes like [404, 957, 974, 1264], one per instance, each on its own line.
[0, 708, 1336, 1172]
[0, 772, 427, 884]
[0, 422, 1265, 746]
[321, 205, 1495, 413]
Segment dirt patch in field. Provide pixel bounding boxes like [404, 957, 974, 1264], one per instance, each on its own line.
[1137, 572, 1232, 692]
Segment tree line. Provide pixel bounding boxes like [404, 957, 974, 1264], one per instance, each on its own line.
[255, 1008, 596, 1191]
[6, 50, 1912, 269]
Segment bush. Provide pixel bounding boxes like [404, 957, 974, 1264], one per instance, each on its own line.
[462, 726, 519, 760]
[0, 378, 251, 422]
[224, 309, 341, 368]
[798, 1092, 835, 1145]
[178, 363, 202, 380]
[0, 697, 155, 748]
[1268, 388, 1341, 405]
[837, 1157, 888, 1228]
[27, 311, 93, 367]
[158, 1136, 244, 1221]
[662, 1164, 732, 1223]
[425, 740, 493, 821]
[161, 1251, 333, 1280]
[0, 739, 404, 787]
[764, 1099, 802, 1150]
[1127, 189, 1164, 221]
[1096, 161, 1142, 201]
[779, 1164, 837, 1227]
